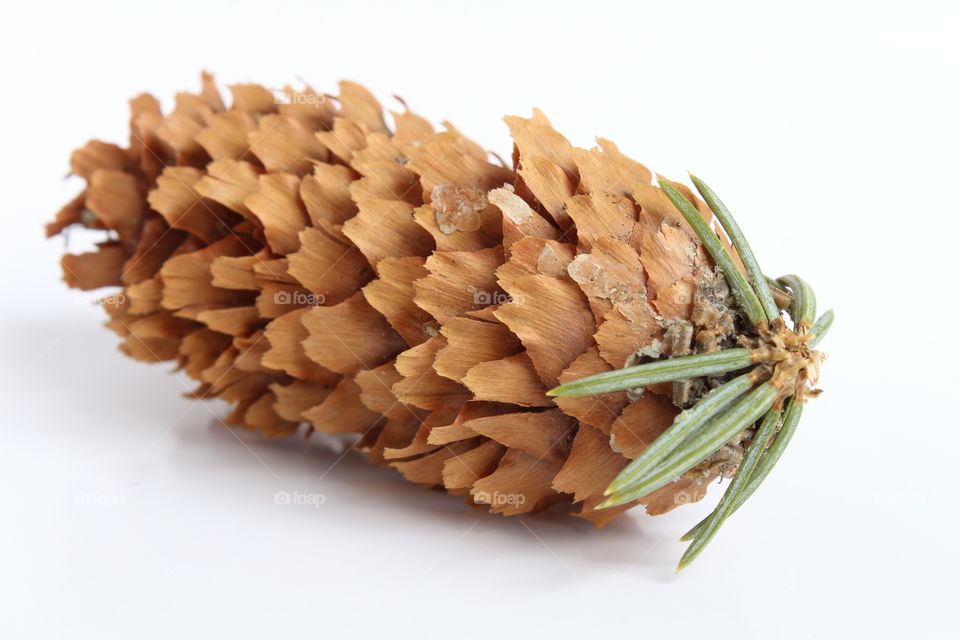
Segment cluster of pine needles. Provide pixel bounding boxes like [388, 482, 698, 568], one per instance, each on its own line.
[549, 175, 833, 571]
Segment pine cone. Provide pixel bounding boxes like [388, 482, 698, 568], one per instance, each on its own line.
[49, 74, 765, 527]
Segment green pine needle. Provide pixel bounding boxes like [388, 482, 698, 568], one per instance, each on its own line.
[676, 407, 783, 571]
[777, 274, 817, 328]
[809, 309, 835, 349]
[605, 373, 756, 495]
[658, 178, 768, 326]
[547, 348, 753, 397]
[680, 398, 803, 542]
[689, 173, 780, 324]
[599, 383, 779, 508]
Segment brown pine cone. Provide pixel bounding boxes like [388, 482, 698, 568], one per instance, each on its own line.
[49, 73, 741, 527]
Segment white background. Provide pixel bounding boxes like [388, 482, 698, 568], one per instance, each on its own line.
[2, 1, 957, 637]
